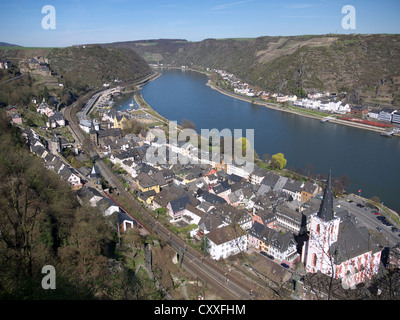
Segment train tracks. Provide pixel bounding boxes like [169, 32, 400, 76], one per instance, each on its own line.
[63, 96, 270, 300]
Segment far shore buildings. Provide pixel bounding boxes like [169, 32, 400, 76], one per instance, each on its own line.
[301, 172, 382, 288]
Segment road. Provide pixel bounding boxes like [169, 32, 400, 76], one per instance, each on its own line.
[63, 96, 271, 300]
[337, 198, 400, 247]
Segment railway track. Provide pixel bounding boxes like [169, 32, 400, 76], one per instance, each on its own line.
[63, 98, 271, 300]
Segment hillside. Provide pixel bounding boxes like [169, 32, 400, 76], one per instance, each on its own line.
[104, 35, 400, 108]
[0, 45, 152, 108]
[47, 45, 152, 91]
[100, 39, 192, 64]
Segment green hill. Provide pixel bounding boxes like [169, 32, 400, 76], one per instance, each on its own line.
[0, 44, 152, 108]
[47, 45, 152, 92]
[105, 34, 400, 108]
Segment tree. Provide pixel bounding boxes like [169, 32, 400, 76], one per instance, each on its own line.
[262, 153, 271, 163]
[234, 137, 252, 158]
[181, 119, 196, 131]
[270, 153, 287, 170]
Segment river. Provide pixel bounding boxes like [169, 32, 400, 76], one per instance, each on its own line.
[116, 68, 400, 213]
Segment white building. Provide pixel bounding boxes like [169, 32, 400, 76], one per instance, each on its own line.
[206, 225, 248, 260]
[226, 161, 251, 180]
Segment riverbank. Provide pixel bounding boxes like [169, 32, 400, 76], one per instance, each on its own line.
[205, 78, 399, 136]
[156, 66, 397, 136]
[140, 68, 399, 215]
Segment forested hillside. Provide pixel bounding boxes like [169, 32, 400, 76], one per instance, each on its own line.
[47, 45, 152, 94]
[0, 45, 152, 109]
[0, 110, 161, 299]
[105, 35, 400, 108]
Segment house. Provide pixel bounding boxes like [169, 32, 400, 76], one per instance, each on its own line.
[210, 180, 231, 199]
[177, 203, 207, 234]
[76, 186, 119, 216]
[350, 106, 368, 116]
[59, 167, 82, 188]
[249, 166, 268, 185]
[301, 172, 382, 288]
[11, 113, 22, 124]
[113, 113, 128, 129]
[166, 195, 199, 220]
[196, 212, 226, 239]
[199, 191, 227, 206]
[301, 182, 320, 203]
[0, 60, 11, 69]
[137, 189, 157, 205]
[46, 112, 65, 128]
[282, 179, 304, 202]
[206, 225, 248, 260]
[6, 105, 18, 117]
[80, 119, 100, 133]
[275, 203, 305, 234]
[248, 221, 299, 265]
[152, 185, 186, 209]
[378, 108, 394, 122]
[29, 58, 40, 69]
[367, 109, 380, 120]
[135, 172, 160, 194]
[208, 203, 252, 231]
[226, 161, 251, 180]
[111, 210, 138, 233]
[252, 209, 276, 229]
[37, 101, 54, 117]
[392, 111, 400, 124]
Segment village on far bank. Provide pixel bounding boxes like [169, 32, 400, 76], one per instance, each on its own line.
[4, 73, 400, 297]
[151, 64, 400, 134]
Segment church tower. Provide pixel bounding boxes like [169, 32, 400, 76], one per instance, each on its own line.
[50, 134, 61, 155]
[89, 120, 99, 146]
[303, 171, 341, 276]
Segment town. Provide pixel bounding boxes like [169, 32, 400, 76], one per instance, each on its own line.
[4, 73, 400, 299]
[156, 65, 400, 129]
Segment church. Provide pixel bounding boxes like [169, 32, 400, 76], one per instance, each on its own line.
[89, 120, 122, 148]
[301, 172, 383, 288]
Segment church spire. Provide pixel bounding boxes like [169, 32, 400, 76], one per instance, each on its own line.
[317, 170, 334, 221]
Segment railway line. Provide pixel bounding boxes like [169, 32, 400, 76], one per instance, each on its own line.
[63, 92, 272, 300]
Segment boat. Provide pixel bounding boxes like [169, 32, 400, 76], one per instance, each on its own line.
[380, 131, 394, 137]
[129, 97, 135, 108]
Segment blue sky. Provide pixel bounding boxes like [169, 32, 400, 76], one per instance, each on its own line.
[1, 0, 399, 47]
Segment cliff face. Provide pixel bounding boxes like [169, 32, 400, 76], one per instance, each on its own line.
[106, 35, 400, 108]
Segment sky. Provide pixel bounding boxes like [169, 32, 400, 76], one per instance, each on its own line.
[0, 0, 399, 47]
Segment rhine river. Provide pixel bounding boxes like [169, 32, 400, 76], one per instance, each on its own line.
[118, 68, 400, 213]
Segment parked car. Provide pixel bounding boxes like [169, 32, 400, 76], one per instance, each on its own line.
[373, 211, 379, 215]
[281, 263, 290, 269]
[260, 251, 275, 260]
[377, 227, 383, 233]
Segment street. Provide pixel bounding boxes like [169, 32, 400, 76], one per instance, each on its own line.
[337, 198, 400, 247]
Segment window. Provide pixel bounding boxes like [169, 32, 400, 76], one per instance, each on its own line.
[312, 253, 317, 267]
